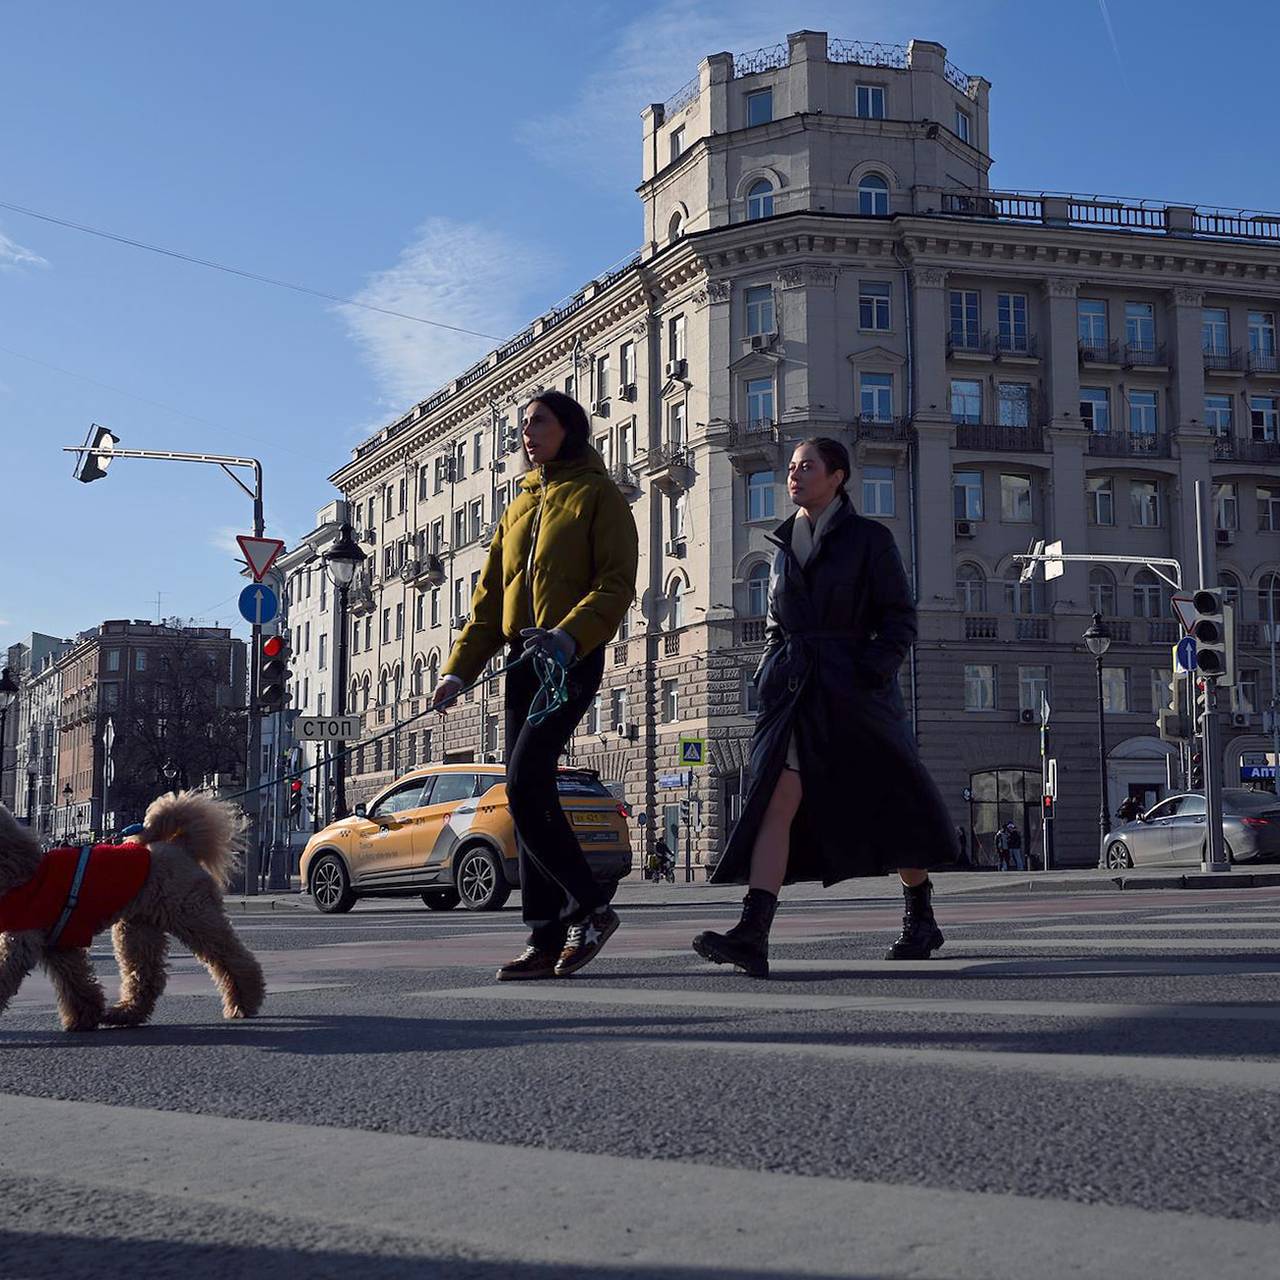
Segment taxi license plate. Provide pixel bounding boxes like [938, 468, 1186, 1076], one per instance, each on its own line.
[572, 812, 609, 827]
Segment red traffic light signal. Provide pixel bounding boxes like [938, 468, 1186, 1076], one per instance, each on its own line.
[263, 635, 284, 659]
[290, 779, 303, 794]
[258, 634, 290, 712]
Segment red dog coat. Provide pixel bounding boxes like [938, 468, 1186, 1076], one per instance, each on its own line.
[0, 844, 150, 948]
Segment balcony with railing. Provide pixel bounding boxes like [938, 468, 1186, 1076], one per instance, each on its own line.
[995, 333, 1039, 361]
[1086, 431, 1172, 459]
[1079, 338, 1121, 366]
[953, 421, 1046, 452]
[1212, 434, 1280, 462]
[964, 615, 999, 641]
[1122, 341, 1168, 369]
[1099, 618, 1132, 643]
[647, 442, 694, 492]
[851, 415, 914, 445]
[1146, 619, 1179, 645]
[1248, 350, 1280, 376]
[947, 329, 996, 359]
[737, 618, 769, 645]
[611, 463, 641, 496]
[1204, 346, 1245, 374]
[1014, 617, 1049, 641]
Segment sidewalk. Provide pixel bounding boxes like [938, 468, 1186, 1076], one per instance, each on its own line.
[224, 865, 1280, 913]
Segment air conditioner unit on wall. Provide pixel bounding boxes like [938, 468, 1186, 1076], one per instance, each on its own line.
[1216, 529, 1235, 546]
[665, 358, 687, 379]
[1019, 708, 1036, 724]
[749, 332, 777, 351]
[665, 538, 687, 558]
[1231, 711, 1251, 727]
[615, 721, 637, 740]
[620, 382, 638, 401]
[955, 521, 977, 538]
[591, 399, 610, 417]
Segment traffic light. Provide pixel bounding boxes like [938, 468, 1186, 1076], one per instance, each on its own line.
[1190, 749, 1205, 790]
[258, 634, 290, 712]
[1189, 589, 1236, 685]
[74, 425, 119, 483]
[679, 799, 691, 825]
[288, 779, 303, 824]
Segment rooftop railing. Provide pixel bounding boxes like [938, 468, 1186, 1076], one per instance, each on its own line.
[733, 43, 788, 77]
[827, 39, 907, 69]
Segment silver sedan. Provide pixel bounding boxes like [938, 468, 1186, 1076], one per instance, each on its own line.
[1102, 789, 1280, 869]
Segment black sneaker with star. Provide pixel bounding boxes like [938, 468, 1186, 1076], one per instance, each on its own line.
[553, 906, 620, 977]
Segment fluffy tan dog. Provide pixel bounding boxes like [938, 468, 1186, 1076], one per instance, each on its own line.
[0, 792, 265, 1031]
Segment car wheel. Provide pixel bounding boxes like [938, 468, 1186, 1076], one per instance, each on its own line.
[311, 853, 356, 913]
[455, 845, 511, 911]
[1105, 841, 1133, 870]
[422, 889, 460, 911]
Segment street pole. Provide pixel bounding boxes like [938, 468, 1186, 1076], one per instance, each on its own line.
[334, 581, 351, 820]
[1195, 480, 1229, 872]
[1095, 651, 1110, 847]
[1270, 588, 1279, 795]
[685, 771, 693, 883]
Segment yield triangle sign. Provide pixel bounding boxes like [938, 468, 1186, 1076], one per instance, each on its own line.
[1171, 594, 1198, 634]
[236, 535, 285, 583]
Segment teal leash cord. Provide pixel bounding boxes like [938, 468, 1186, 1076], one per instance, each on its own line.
[527, 649, 570, 725]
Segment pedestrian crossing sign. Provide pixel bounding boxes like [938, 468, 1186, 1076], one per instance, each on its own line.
[678, 736, 705, 767]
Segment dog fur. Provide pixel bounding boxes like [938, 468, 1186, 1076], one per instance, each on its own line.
[0, 792, 265, 1031]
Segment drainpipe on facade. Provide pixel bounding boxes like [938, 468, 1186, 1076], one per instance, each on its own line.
[642, 291, 664, 859]
[893, 240, 921, 739]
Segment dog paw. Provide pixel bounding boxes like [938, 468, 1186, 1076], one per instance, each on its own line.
[60, 1017, 100, 1033]
[101, 1005, 144, 1028]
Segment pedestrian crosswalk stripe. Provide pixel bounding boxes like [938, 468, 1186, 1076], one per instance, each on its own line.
[1022, 922, 1280, 932]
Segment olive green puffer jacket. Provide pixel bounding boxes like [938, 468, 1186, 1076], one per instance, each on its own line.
[442, 449, 639, 687]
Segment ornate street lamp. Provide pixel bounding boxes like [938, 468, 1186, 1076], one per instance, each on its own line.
[61, 781, 73, 842]
[323, 521, 366, 821]
[1083, 612, 1113, 857]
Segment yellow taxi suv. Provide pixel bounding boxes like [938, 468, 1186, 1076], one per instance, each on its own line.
[300, 764, 632, 914]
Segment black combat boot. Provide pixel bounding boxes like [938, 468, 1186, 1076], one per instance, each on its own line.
[691, 889, 778, 978]
[885, 878, 945, 960]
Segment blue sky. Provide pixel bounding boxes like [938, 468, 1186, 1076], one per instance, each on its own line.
[2, 0, 1276, 654]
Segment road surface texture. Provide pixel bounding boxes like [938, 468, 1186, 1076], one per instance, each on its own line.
[1, 877, 1278, 1278]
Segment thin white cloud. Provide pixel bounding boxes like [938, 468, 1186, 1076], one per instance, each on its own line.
[209, 526, 244, 559]
[0, 228, 47, 272]
[338, 217, 558, 407]
[1095, 0, 1130, 90]
[517, 0, 923, 189]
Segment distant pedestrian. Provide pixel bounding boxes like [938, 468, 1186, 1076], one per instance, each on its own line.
[1005, 822, 1025, 871]
[1116, 795, 1142, 824]
[994, 826, 1010, 871]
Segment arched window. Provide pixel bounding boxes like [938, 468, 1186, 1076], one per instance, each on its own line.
[956, 563, 986, 612]
[858, 173, 890, 216]
[669, 579, 685, 630]
[350, 679, 360, 712]
[392, 663, 403, 704]
[377, 669, 389, 706]
[1218, 571, 1242, 615]
[667, 211, 683, 243]
[1089, 567, 1116, 616]
[1258, 572, 1280, 624]
[360, 673, 371, 711]
[746, 563, 771, 617]
[746, 180, 774, 221]
[411, 658, 424, 697]
[427, 653, 440, 692]
[1133, 569, 1164, 618]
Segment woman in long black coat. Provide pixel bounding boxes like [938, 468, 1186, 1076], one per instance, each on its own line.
[692, 437, 957, 977]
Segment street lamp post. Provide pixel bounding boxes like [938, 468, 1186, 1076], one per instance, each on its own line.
[1083, 612, 1113, 861]
[0, 667, 18, 815]
[61, 782, 73, 843]
[323, 521, 366, 822]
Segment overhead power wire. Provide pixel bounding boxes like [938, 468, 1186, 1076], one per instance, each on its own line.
[0, 198, 505, 342]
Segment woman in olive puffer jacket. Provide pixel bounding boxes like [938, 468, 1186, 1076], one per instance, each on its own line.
[433, 391, 638, 981]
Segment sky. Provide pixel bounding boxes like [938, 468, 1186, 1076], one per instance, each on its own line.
[3, 0, 1278, 655]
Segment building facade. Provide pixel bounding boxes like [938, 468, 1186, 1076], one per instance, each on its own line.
[330, 31, 1280, 871]
[6, 634, 73, 831]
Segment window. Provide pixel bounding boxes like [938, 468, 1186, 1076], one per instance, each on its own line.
[610, 687, 628, 730]
[743, 668, 760, 715]
[381, 608, 391, 644]
[618, 418, 636, 467]
[950, 379, 982, 424]
[1102, 667, 1131, 714]
[366, 496, 375, 528]
[859, 280, 891, 330]
[997, 383, 1031, 428]
[1259, 573, 1280, 624]
[1249, 311, 1277, 359]
[1018, 666, 1049, 715]
[1133, 570, 1164, 618]
[1128, 390, 1158, 436]
[430, 772, 479, 807]
[669, 125, 685, 164]
[470, 497, 484, 542]
[318, 633, 328, 669]
[747, 471, 775, 521]
[135, 650, 147, 672]
[106, 649, 120, 673]
[955, 108, 971, 143]
[1000, 474, 1032, 522]
[454, 439, 467, 482]
[595, 353, 610, 401]
[956, 563, 986, 611]
[747, 563, 770, 616]
[434, 458, 447, 494]
[377, 669, 389, 706]
[855, 83, 885, 118]
[1215, 482, 1239, 531]
[352, 620, 360, 654]
[383, 483, 394, 520]
[745, 285, 775, 336]
[1205, 394, 1233, 436]
[858, 173, 889, 216]
[1078, 299, 1108, 346]
[1087, 476, 1114, 526]
[101, 684, 118, 710]
[862, 465, 895, 517]
[669, 313, 686, 361]
[1089, 567, 1116, 615]
[383, 546, 395, 578]
[668, 400, 686, 446]
[418, 464, 430, 502]
[964, 665, 996, 712]
[564, 374, 575, 396]
[1149, 668, 1172, 714]
[1131, 480, 1160, 527]
[453, 578, 465, 623]
[746, 88, 773, 126]
[586, 694, 601, 735]
[621, 341, 636, 388]
[746, 377, 774, 426]
[473, 431, 483, 472]
[1259, 486, 1280, 532]
[431, 517, 444, 554]
[1203, 307, 1230, 355]
[394, 603, 403, 640]
[1219, 572, 1242, 614]
[1250, 395, 1278, 442]
[1125, 301, 1155, 354]
[430, 588, 441, 627]
[370, 778, 428, 820]
[953, 470, 983, 520]
[859, 372, 894, 422]
[746, 179, 774, 220]
[668, 579, 685, 629]
[997, 293, 1028, 352]
[363, 617, 371, 648]
[950, 290, 980, 348]
[661, 678, 679, 723]
[1233, 669, 1259, 716]
[1005, 578, 1044, 615]
[595, 433, 611, 469]
[304, 620, 311, 652]
[453, 508, 467, 547]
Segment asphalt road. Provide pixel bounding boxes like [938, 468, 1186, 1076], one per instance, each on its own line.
[2, 881, 1279, 1279]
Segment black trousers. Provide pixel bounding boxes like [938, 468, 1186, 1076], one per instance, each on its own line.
[504, 643, 607, 947]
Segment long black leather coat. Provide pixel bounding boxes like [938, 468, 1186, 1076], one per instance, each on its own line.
[712, 496, 958, 885]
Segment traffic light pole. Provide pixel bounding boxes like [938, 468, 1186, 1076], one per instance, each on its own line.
[1195, 481, 1229, 873]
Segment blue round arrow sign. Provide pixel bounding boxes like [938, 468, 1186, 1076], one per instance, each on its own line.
[1175, 635, 1198, 672]
[238, 583, 279, 626]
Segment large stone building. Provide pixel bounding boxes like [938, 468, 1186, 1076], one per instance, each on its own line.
[5, 634, 73, 833]
[330, 30, 1280, 871]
